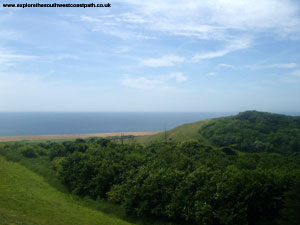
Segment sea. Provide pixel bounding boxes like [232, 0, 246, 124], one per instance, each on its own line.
[0, 112, 237, 137]
[1, 112, 299, 137]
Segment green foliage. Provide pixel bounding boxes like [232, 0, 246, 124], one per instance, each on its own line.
[107, 184, 125, 204]
[279, 177, 300, 225]
[0, 155, 132, 225]
[20, 146, 38, 158]
[213, 167, 286, 225]
[2, 111, 300, 225]
[199, 111, 300, 154]
[43, 138, 300, 225]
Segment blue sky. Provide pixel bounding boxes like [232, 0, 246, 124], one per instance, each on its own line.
[0, 0, 300, 112]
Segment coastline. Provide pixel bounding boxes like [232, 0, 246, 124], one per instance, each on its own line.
[0, 131, 162, 142]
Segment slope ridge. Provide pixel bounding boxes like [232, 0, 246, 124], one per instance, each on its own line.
[0, 156, 132, 225]
[137, 111, 300, 154]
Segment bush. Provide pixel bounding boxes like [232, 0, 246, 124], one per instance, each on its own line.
[21, 147, 37, 158]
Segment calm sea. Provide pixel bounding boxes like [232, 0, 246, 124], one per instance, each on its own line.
[0, 112, 236, 137]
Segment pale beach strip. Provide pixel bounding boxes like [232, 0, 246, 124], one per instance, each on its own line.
[0, 131, 162, 142]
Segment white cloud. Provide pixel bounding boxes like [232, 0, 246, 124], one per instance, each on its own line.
[80, 0, 300, 43]
[80, 15, 153, 40]
[279, 70, 300, 84]
[193, 50, 229, 61]
[283, 77, 300, 84]
[114, 46, 130, 54]
[116, 0, 300, 39]
[80, 15, 117, 27]
[121, 77, 163, 90]
[192, 37, 252, 61]
[218, 63, 235, 68]
[95, 30, 153, 39]
[121, 72, 187, 90]
[140, 55, 184, 67]
[0, 72, 45, 84]
[168, 72, 188, 82]
[0, 48, 36, 66]
[265, 63, 298, 69]
[250, 63, 298, 70]
[118, 13, 147, 24]
[207, 72, 217, 76]
[80, 15, 101, 23]
[50, 54, 80, 61]
[292, 70, 300, 77]
[0, 30, 20, 41]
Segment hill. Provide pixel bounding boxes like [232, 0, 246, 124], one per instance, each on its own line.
[0, 155, 132, 225]
[138, 111, 300, 154]
[135, 119, 212, 145]
[199, 111, 300, 154]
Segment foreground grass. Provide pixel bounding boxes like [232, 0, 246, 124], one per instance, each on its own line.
[0, 155, 132, 225]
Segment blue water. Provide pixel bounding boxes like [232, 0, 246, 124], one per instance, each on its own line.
[0, 112, 236, 137]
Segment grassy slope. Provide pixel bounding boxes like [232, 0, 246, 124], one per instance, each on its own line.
[0, 155, 132, 225]
[136, 111, 300, 147]
[135, 119, 212, 145]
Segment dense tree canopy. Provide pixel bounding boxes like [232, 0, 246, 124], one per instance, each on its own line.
[199, 111, 300, 154]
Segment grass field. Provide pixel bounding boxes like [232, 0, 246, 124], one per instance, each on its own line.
[135, 119, 213, 145]
[0, 155, 133, 225]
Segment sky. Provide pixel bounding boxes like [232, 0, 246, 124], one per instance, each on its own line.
[0, 0, 300, 112]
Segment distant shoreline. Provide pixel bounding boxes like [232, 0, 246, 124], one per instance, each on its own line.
[0, 131, 162, 142]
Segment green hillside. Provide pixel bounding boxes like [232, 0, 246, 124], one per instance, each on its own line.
[0, 155, 132, 225]
[199, 111, 300, 154]
[136, 119, 212, 145]
[138, 111, 300, 154]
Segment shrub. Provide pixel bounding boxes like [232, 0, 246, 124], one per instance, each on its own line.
[21, 147, 37, 158]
